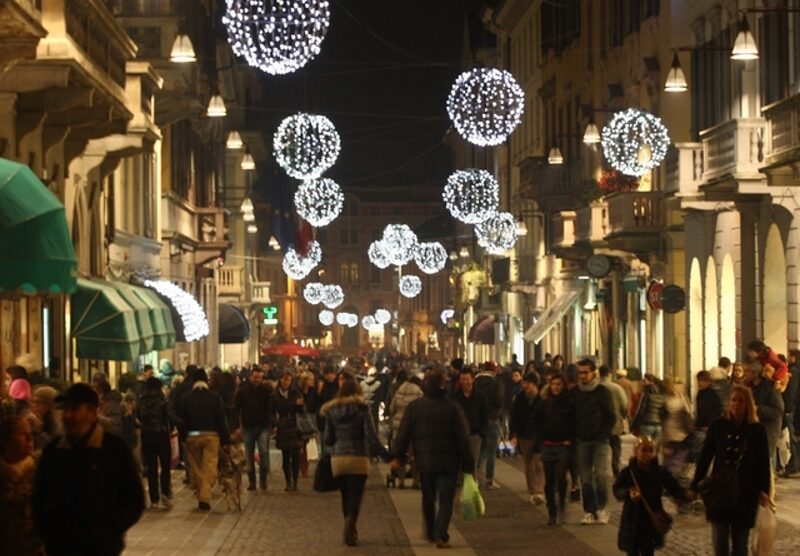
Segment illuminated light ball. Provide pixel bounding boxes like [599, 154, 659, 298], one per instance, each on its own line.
[274, 113, 341, 179]
[335, 311, 352, 326]
[374, 308, 391, 325]
[223, 0, 330, 76]
[144, 279, 209, 342]
[321, 284, 344, 309]
[368, 240, 391, 269]
[399, 275, 422, 298]
[319, 309, 334, 326]
[294, 178, 344, 227]
[382, 224, 418, 266]
[440, 308, 455, 325]
[601, 108, 671, 177]
[361, 315, 377, 330]
[346, 313, 358, 327]
[443, 169, 499, 224]
[303, 282, 325, 305]
[446, 68, 525, 147]
[476, 211, 518, 254]
[281, 240, 322, 280]
[413, 241, 447, 274]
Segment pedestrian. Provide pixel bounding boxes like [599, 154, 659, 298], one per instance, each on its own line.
[169, 366, 196, 481]
[614, 436, 694, 556]
[235, 368, 272, 491]
[137, 376, 173, 509]
[631, 373, 666, 446]
[615, 369, 635, 418]
[33, 383, 144, 555]
[534, 373, 575, 525]
[316, 365, 340, 430]
[298, 370, 319, 478]
[696, 371, 724, 432]
[0, 416, 40, 555]
[320, 371, 388, 546]
[573, 358, 616, 525]
[272, 370, 305, 491]
[509, 372, 544, 505]
[745, 362, 784, 463]
[691, 385, 771, 556]
[450, 366, 488, 474]
[5, 365, 31, 415]
[730, 362, 746, 386]
[176, 368, 231, 511]
[29, 385, 62, 456]
[474, 361, 505, 489]
[747, 339, 788, 390]
[599, 365, 628, 477]
[660, 377, 693, 479]
[95, 380, 124, 437]
[391, 369, 474, 549]
[782, 349, 800, 477]
[388, 370, 424, 488]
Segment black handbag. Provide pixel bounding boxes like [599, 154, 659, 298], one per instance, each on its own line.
[313, 454, 340, 492]
[296, 411, 318, 439]
[698, 434, 746, 512]
[629, 468, 673, 537]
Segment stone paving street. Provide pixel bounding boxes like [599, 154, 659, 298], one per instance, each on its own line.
[124, 439, 800, 556]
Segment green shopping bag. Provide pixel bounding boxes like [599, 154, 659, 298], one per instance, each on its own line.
[460, 474, 485, 522]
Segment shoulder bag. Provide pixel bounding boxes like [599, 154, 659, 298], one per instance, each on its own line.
[629, 467, 673, 536]
[697, 433, 747, 512]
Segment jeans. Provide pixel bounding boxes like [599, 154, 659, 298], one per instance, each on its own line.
[419, 472, 459, 543]
[281, 447, 301, 487]
[785, 413, 798, 473]
[711, 523, 750, 556]
[466, 434, 482, 475]
[541, 444, 569, 517]
[186, 433, 220, 504]
[339, 474, 368, 519]
[518, 439, 544, 495]
[141, 430, 172, 503]
[639, 424, 662, 446]
[243, 427, 270, 483]
[609, 434, 622, 477]
[576, 439, 611, 514]
[478, 419, 501, 481]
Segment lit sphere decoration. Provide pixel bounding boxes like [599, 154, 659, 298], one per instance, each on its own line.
[345, 313, 358, 327]
[368, 240, 391, 269]
[399, 275, 422, 298]
[476, 211, 517, 254]
[274, 113, 341, 179]
[281, 240, 322, 280]
[335, 312, 351, 326]
[319, 309, 334, 326]
[321, 284, 344, 309]
[443, 169, 499, 224]
[222, 0, 330, 76]
[601, 108, 671, 177]
[440, 308, 455, 325]
[413, 241, 447, 274]
[303, 282, 325, 304]
[382, 224, 418, 266]
[294, 178, 344, 227]
[446, 68, 525, 147]
[374, 308, 391, 325]
[361, 315, 378, 330]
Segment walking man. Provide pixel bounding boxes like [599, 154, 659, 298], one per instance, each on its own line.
[450, 366, 488, 473]
[599, 365, 628, 477]
[236, 367, 273, 490]
[474, 361, 505, 489]
[391, 370, 474, 549]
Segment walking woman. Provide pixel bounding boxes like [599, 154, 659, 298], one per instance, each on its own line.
[320, 371, 387, 546]
[691, 385, 771, 556]
[272, 371, 305, 491]
[534, 373, 575, 525]
[631, 374, 667, 446]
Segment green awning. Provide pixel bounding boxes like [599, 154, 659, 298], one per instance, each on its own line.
[113, 282, 155, 354]
[71, 278, 141, 361]
[0, 158, 77, 294]
[129, 286, 176, 351]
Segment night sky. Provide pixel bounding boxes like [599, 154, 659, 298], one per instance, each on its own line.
[249, 0, 495, 203]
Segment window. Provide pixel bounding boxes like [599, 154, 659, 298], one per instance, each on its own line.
[339, 263, 349, 283]
[540, 0, 580, 56]
[350, 229, 359, 244]
[761, 12, 790, 106]
[350, 263, 359, 283]
[691, 26, 733, 136]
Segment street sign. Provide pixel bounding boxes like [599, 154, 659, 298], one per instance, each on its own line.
[647, 282, 664, 310]
[262, 305, 278, 325]
[660, 285, 686, 314]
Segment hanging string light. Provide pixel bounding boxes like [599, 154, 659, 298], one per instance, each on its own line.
[368, 240, 391, 269]
[274, 113, 341, 179]
[321, 284, 344, 309]
[222, 0, 331, 75]
[144, 279, 209, 342]
[446, 68, 525, 147]
[399, 275, 422, 298]
[294, 178, 344, 227]
[281, 240, 322, 280]
[381, 224, 418, 266]
[443, 169, 499, 224]
[374, 308, 391, 325]
[476, 211, 518, 254]
[413, 241, 447, 274]
[601, 108, 671, 177]
[303, 282, 325, 305]
[319, 309, 334, 326]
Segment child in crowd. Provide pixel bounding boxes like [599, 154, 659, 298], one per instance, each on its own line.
[614, 436, 694, 556]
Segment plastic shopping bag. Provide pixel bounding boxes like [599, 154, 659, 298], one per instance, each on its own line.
[460, 474, 486, 522]
[306, 437, 319, 461]
[751, 506, 777, 556]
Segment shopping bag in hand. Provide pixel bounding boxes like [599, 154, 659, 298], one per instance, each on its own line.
[460, 474, 485, 522]
[752, 506, 777, 556]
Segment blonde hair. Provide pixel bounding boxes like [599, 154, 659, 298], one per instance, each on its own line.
[726, 385, 759, 423]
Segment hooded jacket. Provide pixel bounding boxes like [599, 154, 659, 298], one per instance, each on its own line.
[389, 380, 424, 433]
[176, 382, 231, 445]
[321, 394, 386, 458]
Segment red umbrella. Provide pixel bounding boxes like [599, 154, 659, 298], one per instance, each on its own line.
[261, 343, 320, 357]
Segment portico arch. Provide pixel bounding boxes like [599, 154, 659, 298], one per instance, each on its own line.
[720, 255, 736, 360]
[689, 257, 704, 378]
[704, 257, 719, 369]
[764, 224, 788, 355]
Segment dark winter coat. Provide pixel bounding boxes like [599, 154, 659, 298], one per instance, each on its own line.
[509, 393, 539, 442]
[691, 418, 771, 529]
[695, 387, 723, 430]
[316, 379, 339, 429]
[631, 384, 666, 429]
[392, 388, 474, 473]
[450, 388, 488, 437]
[320, 395, 387, 458]
[614, 458, 688, 552]
[99, 391, 124, 437]
[137, 390, 170, 433]
[751, 380, 784, 454]
[783, 364, 799, 415]
[168, 376, 195, 434]
[32, 424, 145, 556]
[176, 383, 231, 445]
[474, 373, 505, 420]
[235, 380, 273, 430]
[534, 390, 575, 444]
[272, 387, 305, 450]
[573, 380, 616, 442]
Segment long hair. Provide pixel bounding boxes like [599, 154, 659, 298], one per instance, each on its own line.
[725, 384, 759, 424]
[337, 371, 361, 398]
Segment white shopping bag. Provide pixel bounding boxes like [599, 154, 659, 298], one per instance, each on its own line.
[306, 438, 319, 461]
[751, 506, 777, 556]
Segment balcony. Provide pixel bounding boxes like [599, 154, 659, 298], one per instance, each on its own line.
[0, 0, 46, 67]
[519, 156, 587, 212]
[252, 281, 272, 304]
[762, 93, 800, 186]
[218, 266, 244, 297]
[551, 211, 575, 249]
[665, 142, 703, 197]
[605, 191, 663, 256]
[575, 202, 608, 245]
[162, 192, 231, 265]
[699, 118, 768, 196]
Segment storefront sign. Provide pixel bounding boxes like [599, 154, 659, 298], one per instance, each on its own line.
[647, 282, 664, 310]
[262, 305, 278, 326]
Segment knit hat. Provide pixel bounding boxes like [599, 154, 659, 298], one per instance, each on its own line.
[56, 383, 99, 408]
[8, 378, 31, 401]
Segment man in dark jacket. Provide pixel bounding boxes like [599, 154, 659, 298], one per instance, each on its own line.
[391, 370, 473, 549]
[316, 365, 340, 430]
[450, 366, 488, 473]
[176, 369, 231, 510]
[33, 383, 144, 555]
[509, 373, 544, 504]
[235, 368, 273, 490]
[573, 358, 616, 525]
[138, 376, 172, 509]
[695, 370, 724, 431]
[474, 361, 505, 489]
[746, 362, 784, 459]
[169, 365, 197, 480]
[784, 350, 800, 476]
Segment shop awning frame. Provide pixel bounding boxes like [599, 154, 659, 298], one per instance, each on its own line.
[218, 303, 250, 344]
[468, 315, 495, 345]
[523, 288, 584, 344]
[71, 278, 142, 361]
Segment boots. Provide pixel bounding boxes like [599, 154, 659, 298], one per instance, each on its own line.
[247, 471, 256, 491]
[344, 516, 358, 546]
[259, 469, 268, 490]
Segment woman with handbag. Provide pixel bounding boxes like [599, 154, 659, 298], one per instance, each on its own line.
[614, 436, 693, 556]
[690, 385, 771, 556]
[271, 371, 305, 491]
[320, 371, 388, 546]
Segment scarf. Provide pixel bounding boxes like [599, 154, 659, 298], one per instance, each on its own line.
[577, 376, 600, 392]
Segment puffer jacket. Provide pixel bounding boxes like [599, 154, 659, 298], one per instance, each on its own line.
[137, 390, 170, 433]
[389, 381, 423, 433]
[320, 395, 386, 458]
[631, 384, 666, 429]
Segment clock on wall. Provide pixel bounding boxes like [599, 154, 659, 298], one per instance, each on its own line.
[586, 254, 611, 278]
